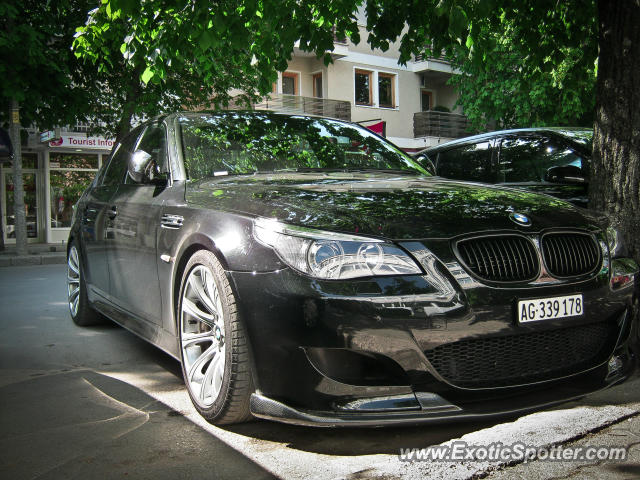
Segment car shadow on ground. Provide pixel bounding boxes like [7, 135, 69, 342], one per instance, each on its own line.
[0, 370, 274, 479]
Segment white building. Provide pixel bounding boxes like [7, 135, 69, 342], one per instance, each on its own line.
[249, 13, 470, 151]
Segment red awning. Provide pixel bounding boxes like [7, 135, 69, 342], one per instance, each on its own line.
[365, 121, 385, 136]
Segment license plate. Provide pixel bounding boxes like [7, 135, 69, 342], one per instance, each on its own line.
[518, 294, 584, 323]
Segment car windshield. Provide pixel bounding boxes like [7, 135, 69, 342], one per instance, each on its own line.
[178, 112, 427, 180]
[557, 129, 593, 151]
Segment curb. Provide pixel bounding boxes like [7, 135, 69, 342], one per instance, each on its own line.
[0, 254, 66, 267]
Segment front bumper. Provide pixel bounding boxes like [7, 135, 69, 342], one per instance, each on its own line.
[229, 255, 638, 426]
[249, 363, 631, 427]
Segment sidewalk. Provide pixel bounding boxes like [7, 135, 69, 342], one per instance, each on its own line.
[486, 410, 640, 479]
[0, 243, 67, 267]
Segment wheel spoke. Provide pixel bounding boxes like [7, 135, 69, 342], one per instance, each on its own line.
[211, 346, 225, 397]
[71, 295, 79, 314]
[68, 249, 79, 275]
[189, 271, 218, 319]
[182, 297, 214, 325]
[181, 330, 214, 343]
[200, 351, 223, 402]
[187, 343, 217, 384]
[69, 286, 80, 302]
[181, 333, 216, 351]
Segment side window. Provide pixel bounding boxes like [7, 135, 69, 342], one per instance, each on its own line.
[126, 124, 169, 184]
[101, 129, 141, 186]
[436, 141, 494, 183]
[498, 136, 585, 183]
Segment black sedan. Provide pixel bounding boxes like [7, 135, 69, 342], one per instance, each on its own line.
[67, 112, 638, 426]
[413, 128, 593, 207]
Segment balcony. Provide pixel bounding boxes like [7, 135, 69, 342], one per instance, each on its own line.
[414, 111, 472, 139]
[246, 94, 351, 122]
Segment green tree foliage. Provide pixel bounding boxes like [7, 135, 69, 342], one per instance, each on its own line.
[73, 0, 362, 139]
[364, 0, 598, 129]
[447, 23, 597, 129]
[0, 0, 95, 128]
[0, 0, 98, 253]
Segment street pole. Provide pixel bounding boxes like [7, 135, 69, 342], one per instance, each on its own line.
[9, 100, 27, 255]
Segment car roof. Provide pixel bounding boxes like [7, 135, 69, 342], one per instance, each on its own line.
[168, 110, 342, 123]
[420, 127, 593, 154]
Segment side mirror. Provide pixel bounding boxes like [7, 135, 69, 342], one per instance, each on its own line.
[128, 150, 154, 183]
[0, 128, 14, 162]
[545, 165, 586, 184]
[415, 154, 436, 176]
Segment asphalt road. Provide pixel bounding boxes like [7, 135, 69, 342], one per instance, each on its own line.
[1, 264, 639, 479]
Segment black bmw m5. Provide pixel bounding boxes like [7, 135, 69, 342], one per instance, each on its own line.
[67, 111, 639, 426]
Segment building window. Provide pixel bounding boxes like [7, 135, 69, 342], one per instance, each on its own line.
[49, 153, 99, 228]
[378, 73, 396, 108]
[355, 69, 397, 108]
[282, 72, 299, 95]
[313, 73, 323, 98]
[355, 69, 373, 106]
[421, 89, 432, 111]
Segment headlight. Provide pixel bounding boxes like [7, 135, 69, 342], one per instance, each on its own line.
[254, 218, 422, 280]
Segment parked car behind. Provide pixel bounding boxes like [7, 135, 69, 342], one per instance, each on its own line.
[67, 114, 637, 427]
[413, 128, 593, 207]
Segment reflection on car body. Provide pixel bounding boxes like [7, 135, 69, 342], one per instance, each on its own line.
[413, 128, 593, 208]
[66, 113, 637, 426]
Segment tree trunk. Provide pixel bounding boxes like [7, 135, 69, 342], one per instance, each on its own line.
[593, 0, 640, 329]
[592, 0, 640, 262]
[114, 69, 144, 143]
[114, 101, 136, 143]
[9, 100, 27, 255]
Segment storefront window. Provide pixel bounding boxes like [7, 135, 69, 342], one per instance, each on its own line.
[50, 153, 98, 169]
[49, 153, 99, 228]
[5, 173, 38, 238]
[22, 153, 38, 169]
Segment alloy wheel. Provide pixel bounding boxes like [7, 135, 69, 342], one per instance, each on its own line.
[67, 245, 81, 317]
[180, 265, 226, 408]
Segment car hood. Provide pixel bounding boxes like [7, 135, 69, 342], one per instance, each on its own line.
[185, 172, 605, 239]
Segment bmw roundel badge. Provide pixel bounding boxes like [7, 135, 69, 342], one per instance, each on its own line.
[510, 212, 532, 226]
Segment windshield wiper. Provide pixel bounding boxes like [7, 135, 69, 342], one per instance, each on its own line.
[269, 167, 420, 174]
[341, 168, 421, 175]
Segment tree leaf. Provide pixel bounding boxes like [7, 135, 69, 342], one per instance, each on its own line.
[140, 66, 154, 84]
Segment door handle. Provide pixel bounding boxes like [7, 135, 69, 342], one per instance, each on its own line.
[107, 206, 118, 219]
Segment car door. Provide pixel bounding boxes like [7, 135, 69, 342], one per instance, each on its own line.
[435, 140, 496, 183]
[497, 135, 589, 207]
[106, 122, 171, 325]
[81, 131, 141, 298]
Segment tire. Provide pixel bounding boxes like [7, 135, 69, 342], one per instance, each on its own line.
[178, 250, 254, 424]
[67, 241, 105, 326]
